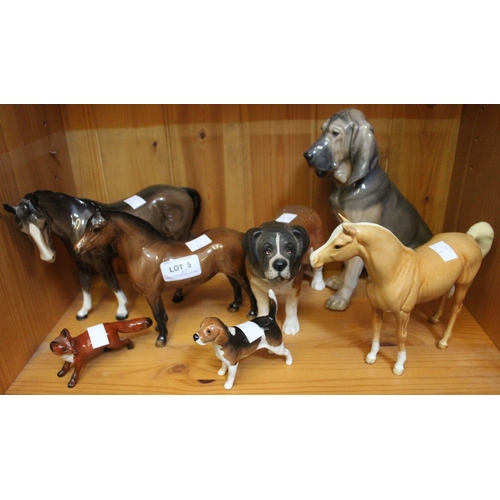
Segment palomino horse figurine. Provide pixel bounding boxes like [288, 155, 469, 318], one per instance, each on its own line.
[4, 185, 201, 320]
[74, 207, 258, 348]
[310, 215, 494, 375]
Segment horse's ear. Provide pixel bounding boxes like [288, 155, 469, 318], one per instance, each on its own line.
[3, 203, 16, 214]
[89, 201, 110, 220]
[342, 223, 357, 237]
[338, 213, 351, 223]
[88, 210, 110, 231]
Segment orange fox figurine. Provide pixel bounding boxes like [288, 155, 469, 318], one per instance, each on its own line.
[50, 317, 152, 388]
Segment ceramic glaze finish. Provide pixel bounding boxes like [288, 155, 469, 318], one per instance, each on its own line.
[304, 108, 433, 311]
[50, 317, 153, 388]
[74, 207, 258, 348]
[4, 185, 201, 320]
[243, 205, 325, 336]
[193, 290, 292, 390]
[310, 216, 494, 375]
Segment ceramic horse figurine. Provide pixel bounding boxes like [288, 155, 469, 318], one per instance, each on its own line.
[310, 215, 494, 375]
[4, 185, 201, 321]
[74, 206, 258, 348]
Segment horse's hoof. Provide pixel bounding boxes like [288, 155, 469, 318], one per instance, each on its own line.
[116, 313, 129, 320]
[247, 310, 257, 320]
[227, 303, 240, 313]
[365, 355, 376, 365]
[437, 341, 448, 350]
[392, 366, 404, 376]
[172, 295, 184, 304]
[155, 338, 166, 348]
[76, 314, 88, 321]
[429, 317, 439, 325]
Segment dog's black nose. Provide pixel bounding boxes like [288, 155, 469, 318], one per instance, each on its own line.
[304, 151, 314, 161]
[193, 333, 199, 341]
[273, 259, 288, 272]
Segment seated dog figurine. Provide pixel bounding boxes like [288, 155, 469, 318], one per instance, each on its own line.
[242, 205, 325, 335]
[193, 289, 292, 390]
[50, 317, 153, 388]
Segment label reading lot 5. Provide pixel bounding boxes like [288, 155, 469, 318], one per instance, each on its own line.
[160, 255, 202, 281]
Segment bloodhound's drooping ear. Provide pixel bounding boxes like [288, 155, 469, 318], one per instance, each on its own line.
[348, 109, 379, 184]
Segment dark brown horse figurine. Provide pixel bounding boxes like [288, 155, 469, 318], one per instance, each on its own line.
[4, 185, 201, 320]
[74, 207, 258, 347]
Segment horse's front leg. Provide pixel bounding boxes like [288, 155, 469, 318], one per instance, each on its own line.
[76, 262, 93, 320]
[393, 311, 410, 376]
[366, 307, 383, 365]
[145, 293, 169, 347]
[93, 255, 129, 320]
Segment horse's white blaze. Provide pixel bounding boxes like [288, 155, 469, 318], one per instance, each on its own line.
[28, 223, 55, 262]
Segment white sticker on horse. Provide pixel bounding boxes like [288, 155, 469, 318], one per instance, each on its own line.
[161, 255, 202, 281]
[275, 213, 297, 223]
[87, 323, 109, 348]
[124, 195, 147, 209]
[429, 241, 459, 262]
[185, 234, 212, 252]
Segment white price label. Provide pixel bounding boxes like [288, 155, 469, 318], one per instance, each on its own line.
[429, 241, 459, 262]
[185, 234, 212, 252]
[161, 255, 202, 281]
[124, 195, 147, 209]
[275, 213, 297, 223]
[87, 323, 109, 348]
[232, 321, 263, 343]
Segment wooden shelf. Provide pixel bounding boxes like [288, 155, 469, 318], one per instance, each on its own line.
[7, 273, 500, 395]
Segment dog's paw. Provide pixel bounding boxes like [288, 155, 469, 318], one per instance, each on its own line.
[325, 294, 350, 311]
[283, 318, 300, 335]
[325, 275, 342, 291]
[310, 277, 326, 291]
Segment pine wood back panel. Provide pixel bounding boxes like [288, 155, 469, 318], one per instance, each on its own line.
[443, 104, 500, 349]
[0, 105, 80, 393]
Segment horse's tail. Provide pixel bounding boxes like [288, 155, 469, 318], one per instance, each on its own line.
[181, 187, 202, 229]
[467, 222, 494, 258]
[268, 289, 278, 320]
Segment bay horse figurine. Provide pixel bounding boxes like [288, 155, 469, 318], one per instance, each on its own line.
[310, 215, 494, 375]
[4, 185, 201, 320]
[74, 207, 258, 348]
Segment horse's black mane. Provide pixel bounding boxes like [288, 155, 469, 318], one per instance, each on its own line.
[107, 209, 168, 241]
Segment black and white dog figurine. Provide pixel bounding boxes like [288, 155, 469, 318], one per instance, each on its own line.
[193, 289, 292, 390]
[242, 205, 325, 335]
[304, 108, 433, 311]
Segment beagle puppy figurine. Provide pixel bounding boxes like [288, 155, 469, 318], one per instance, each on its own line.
[193, 289, 292, 390]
